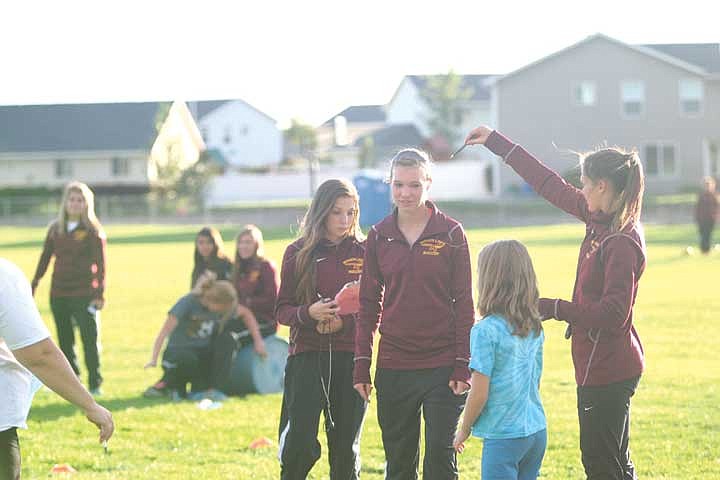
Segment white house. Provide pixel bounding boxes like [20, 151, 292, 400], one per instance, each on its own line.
[0, 101, 204, 191]
[189, 99, 282, 168]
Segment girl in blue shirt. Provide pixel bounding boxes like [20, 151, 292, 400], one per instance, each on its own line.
[454, 239, 546, 480]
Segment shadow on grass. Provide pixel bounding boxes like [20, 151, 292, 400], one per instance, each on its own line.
[28, 395, 180, 423]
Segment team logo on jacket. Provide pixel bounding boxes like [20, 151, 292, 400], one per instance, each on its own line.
[73, 230, 88, 241]
[248, 270, 260, 283]
[343, 257, 364, 274]
[420, 239, 446, 256]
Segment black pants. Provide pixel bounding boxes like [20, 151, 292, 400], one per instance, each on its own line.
[0, 428, 20, 480]
[211, 318, 277, 393]
[577, 376, 640, 480]
[160, 346, 211, 395]
[375, 367, 466, 480]
[278, 351, 367, 480]
[49, 296, 102, 390]
[698, 220, 715, 253]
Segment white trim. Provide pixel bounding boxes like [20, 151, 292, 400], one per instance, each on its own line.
[277, 419, 291, 465]
[678, 78, 705, 117]
[620, 80, 646, 119]
[643, 141, 680, 178]
[491, 33, 708, 85]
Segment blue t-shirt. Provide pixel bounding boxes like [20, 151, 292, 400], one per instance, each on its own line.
[469, 314, 546, 440]
[166, 294, 221, 349]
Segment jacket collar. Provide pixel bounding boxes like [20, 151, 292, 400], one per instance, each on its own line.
[374, 200, 448, 242]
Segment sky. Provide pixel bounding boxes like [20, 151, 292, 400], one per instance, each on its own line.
[1, 0, 718, 128]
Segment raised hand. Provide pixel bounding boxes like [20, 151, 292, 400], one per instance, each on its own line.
[464, 126, 493, 146]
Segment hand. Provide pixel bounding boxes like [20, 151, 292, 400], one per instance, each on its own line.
[144, 359, 157, 369]
[83, 403, 114, 443]
[308, 298, 340, 323]
[91, 298, 105, 310]
[354, 383, 373, 402]
[449, 380, 470, 395]
[254, 339, 268, 358]
[453, 426, 471, 453]
[464, 126, 493, 146]
[316, 315, 343, 335]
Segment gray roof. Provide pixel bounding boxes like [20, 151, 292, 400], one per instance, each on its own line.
[0, 102, 165, 153]
[407, 74, 496, 101]
[322, 105, 386, 126]
[354, 123, 425, 148]
[642, 43, 720, 73]
[188, 99, 276, 123]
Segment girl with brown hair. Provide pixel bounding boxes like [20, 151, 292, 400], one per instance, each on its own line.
[191, 226, 233, 288]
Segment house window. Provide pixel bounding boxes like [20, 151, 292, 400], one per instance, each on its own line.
[201, 128, 209, 143]
[679, 79, 703, 115]
[644, 143, 676, 177]
[223, 126, 232, 144]
[240, 125, 249, 136]
[111, 157, 130, 176]
[54, 159, 73, 178]
[709, 142, 719, 178]
[621, 81, 645, 117]
[573, 82, 597, 106]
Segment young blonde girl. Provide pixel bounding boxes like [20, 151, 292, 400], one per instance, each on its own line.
[454, 240, 546, 480]
[32, 181, 106, 394]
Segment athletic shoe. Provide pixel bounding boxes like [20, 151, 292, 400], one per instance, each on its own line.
[89, 387, 103, 397]
[143, 386, 167, 398]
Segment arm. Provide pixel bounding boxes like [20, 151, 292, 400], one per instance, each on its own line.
[275, 246, 318, 329]
[31, 225, 55, 295]
[540, 237, 643, 331]
[13, 338, 114, 443]
[466, 127, 589, 222]
[90, 230, 107, 307]
[236, 305, 267, 357]
[448, 225, 473, 388]
[145, 314, 178, 368]
[454, 372, 489, 451]
[353, 230, 384, 398]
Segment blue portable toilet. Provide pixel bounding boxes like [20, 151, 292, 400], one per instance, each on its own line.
[354, 170, 392, 227]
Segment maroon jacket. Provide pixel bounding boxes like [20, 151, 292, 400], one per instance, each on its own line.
[32, 221, 107, 300]
[486, 130, 645, 386]
[353, 201, 474, 385]
[275, 236, 365, 355]
[233, 257, 279, 332]
[695, 191, 718, 223]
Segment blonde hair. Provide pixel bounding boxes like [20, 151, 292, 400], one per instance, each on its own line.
[387, 148, 433, 182]
[581, 148, 644, 233]
[295, 179, 363, 304]
[56, 181, 103, 235]
[233, 224, 266, 280]
[192, 272, 238, 329]
[476, 240, 542, 337]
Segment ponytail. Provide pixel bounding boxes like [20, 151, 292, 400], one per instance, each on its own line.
[582, 148, 645, 232]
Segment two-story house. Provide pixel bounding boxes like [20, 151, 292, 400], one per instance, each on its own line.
[0, 101, 204, 191]
[189, 99, 282, 169]
[490, 33, 720, 195]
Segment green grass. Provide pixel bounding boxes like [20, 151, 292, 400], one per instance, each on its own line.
[1, 222, 718, 479]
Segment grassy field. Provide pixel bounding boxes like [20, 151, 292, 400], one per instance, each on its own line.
[1, 222, 718, 479]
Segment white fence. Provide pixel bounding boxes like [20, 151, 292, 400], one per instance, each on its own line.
[206, 159, 494, 206]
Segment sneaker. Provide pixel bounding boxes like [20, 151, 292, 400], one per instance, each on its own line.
[143, 386, 167, 398]
[187, 391, 208, 401]
[89, 387, 103, 397]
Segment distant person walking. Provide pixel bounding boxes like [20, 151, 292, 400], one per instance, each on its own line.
[31, 181, 107, 395]
[467, 125, 646, 480]
[695, 176, 718, 254]
[276, 179, 367, 480]
[353, 149, 474, 480]
[1, 258, 113, 480]
[191, 227, 233, 288]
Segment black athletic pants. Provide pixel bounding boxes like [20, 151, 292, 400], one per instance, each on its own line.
[698, 220, 715, 253]
[375, 367, 466, 480]
[49, 296, 102, 390]
[160, 346, 212, 395]
[0, 428, 20, 480]
[278, 351, 366, 480]
[577, 376, 640, 480]
[211, 317, 277, 393]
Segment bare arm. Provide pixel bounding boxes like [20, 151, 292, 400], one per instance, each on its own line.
[236, 305, 267, 357]
[454, 372, 489, 452]
[145, 314, 178, 368]
[13, 338, 114, 443]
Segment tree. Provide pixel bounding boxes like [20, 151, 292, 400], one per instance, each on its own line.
[284, 118, 317, 153]
[419, 71, 474, 149]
